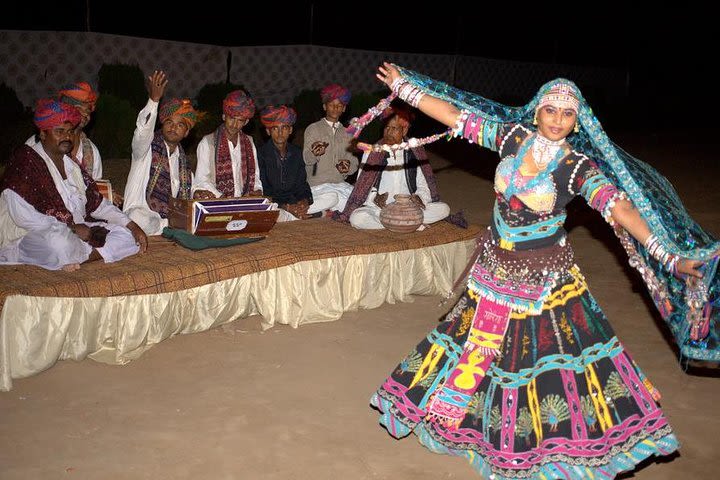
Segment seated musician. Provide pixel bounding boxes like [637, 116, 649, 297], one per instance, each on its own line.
[193, 89, 262, 200]
[0, 99, 146, 271]
[26, 81, 103, 181]
[258, 105, 336, 220]
[123, 70, 198, 236]
[334, 105, 449, 229]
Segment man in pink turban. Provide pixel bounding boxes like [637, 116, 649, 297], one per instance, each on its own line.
[193, 89, 262, 200]
[123, 70, 198, 235]
[24, 81, 104, 180]
[0, 99, 146, 270]
[302, 83, 358, 214]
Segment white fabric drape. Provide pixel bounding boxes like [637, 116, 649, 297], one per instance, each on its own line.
[0, 239, 475, 391]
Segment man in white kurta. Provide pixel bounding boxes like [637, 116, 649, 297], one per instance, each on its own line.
[0, 100, 145, 270]
[123, 70, 196, 235]
[193, 89, 262, 199]
[346, 109, 449, 229]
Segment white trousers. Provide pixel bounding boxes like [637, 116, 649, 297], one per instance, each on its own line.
[0, 221, 140, 270]
[278, 185, 349, 222]
[125, 207, 167, 236]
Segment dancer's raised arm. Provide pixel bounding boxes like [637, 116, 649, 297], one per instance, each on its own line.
[377, 62, 461, 128]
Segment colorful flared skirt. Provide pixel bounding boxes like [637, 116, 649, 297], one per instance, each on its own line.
[371, 240, 679, 479]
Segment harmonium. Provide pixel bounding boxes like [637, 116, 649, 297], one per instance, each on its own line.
[168, 197, 280, 237]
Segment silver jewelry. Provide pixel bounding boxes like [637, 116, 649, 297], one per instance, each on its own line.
[532, 133, 565, 170]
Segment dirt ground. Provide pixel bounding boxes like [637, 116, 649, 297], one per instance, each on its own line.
[1, 130, 719, 479]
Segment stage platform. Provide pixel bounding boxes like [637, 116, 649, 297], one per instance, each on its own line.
[0, 219, 480, 391]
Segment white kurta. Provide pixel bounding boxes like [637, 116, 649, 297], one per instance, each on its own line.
[192, 132, 262, 197]
[0, 143, 139, 270]
[25, 134, 103, 180]
[123, 99, 188, 236]
[349, 150, 450, 230]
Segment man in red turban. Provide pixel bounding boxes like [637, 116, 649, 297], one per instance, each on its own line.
[193, 89, 262, 200]
[336, 104, 449, 229]
[25, 82, 104, 180]
[123, 70, 197, 235]
[302, 83, 358, 214]
[0, 99, 146, 270]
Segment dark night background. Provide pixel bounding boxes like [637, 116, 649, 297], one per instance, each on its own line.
[1, 2, 715, 131]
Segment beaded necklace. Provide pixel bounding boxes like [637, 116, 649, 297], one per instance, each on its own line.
[503, 134, 566, 200]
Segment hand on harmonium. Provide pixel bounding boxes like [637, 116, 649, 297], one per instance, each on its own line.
[112, 192, 124, 209]
[193, 189, 216, 200]
[247, 190, 264, 197]
[287, 199, 311, 219]
[374, 192, 389, 209]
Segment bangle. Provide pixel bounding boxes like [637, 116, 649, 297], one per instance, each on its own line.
[644, 234, 675, 270]
[391, 77, 425, 108]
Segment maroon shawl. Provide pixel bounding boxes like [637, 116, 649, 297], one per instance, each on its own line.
[214, 126, 256, 196]
[332, 145, 440, 223]
[1, 145, 102, 225]
[146, 131, 192, 218]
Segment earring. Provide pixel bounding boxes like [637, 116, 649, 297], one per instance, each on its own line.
[574, 122, 580, 133]
[532, 113, 538, 125]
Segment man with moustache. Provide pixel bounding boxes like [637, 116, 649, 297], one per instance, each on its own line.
[25, 82, 103, 180]
[123, 70, 198, 235]
[193, 89, 262, 200]
[334, 105, 449, 229]
[0, 99, 146, 270]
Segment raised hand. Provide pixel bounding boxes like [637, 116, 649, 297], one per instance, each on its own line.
[147, 70, 168, 102]
[376, 62, 401, 89]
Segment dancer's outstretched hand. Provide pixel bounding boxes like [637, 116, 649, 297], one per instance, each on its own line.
[376, 62, 401, 88]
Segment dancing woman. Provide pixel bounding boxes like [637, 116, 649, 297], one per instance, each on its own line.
[363, 63, 719, 479]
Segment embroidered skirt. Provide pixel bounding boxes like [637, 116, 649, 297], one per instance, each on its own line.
[371, 236, 679, 479]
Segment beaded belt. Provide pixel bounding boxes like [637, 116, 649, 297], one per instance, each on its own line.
[478, 229, 575, 285]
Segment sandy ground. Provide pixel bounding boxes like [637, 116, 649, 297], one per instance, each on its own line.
[1, 130, 719, 479]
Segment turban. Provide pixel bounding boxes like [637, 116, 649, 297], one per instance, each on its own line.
[159, 98, 199, 129]
[381, 105, 414, 126]
[537, 82, 580, 112]
[320, 84, 351, 105]
[223, 90, 255, 119]
[57, 82, 99, 110]
[260, 105, 297, 128]
[33, 99, 82, 130]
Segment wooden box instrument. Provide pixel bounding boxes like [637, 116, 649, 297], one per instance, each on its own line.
[95, 179, 113, 202]
[168, 197, 279, 236]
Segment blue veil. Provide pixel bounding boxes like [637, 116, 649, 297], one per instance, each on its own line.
[395, 65, 720, 363]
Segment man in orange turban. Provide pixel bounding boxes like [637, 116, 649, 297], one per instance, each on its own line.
[0, 99, 146, 270]
[192, 89, 262, 200]
[123, 70, 198, 235]
[257, 105, 337, 221]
